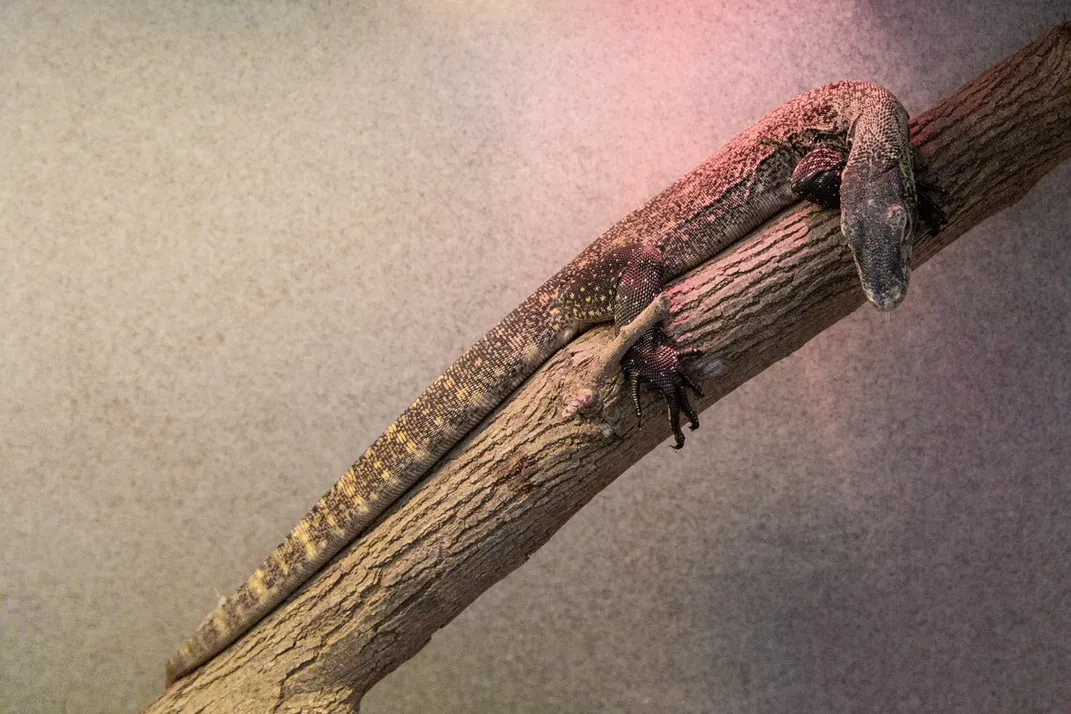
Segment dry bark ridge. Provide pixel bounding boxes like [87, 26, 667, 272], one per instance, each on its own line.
[148, 23, 1071, 714]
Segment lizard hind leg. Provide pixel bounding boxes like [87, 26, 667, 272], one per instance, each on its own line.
[612, 243, 705, 448]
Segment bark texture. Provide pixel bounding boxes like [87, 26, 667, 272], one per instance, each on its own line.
[147, 22, 1071, 714]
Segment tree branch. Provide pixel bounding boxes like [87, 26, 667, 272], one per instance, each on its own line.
[148, 22, 1071, 714]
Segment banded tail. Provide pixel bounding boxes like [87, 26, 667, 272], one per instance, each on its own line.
[166, 291, 577, 684]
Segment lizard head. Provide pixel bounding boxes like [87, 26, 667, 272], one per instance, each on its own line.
[840, 165, 915, 311]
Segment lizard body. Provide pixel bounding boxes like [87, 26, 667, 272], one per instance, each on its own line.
[166, 80, 921, 684]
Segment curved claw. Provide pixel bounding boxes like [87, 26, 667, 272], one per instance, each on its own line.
[666, 386, 702, 450]
[678, 387, 700, 430]
[666, 394, 685, 449]
[620, 329, 706, 448]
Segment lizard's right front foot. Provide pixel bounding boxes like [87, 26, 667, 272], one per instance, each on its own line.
[621, 329, 704, 449]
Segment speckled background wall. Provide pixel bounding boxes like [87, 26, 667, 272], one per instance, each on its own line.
[2, 2, 1069, 712]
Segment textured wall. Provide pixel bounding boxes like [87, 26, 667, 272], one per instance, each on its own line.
[1, 2, 1069, 712]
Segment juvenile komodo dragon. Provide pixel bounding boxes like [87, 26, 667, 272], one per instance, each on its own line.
[166, 80, 940, 684]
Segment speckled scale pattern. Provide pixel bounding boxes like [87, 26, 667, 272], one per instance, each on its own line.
[166, 80, 917, 684]
[165, 292, 576, 684]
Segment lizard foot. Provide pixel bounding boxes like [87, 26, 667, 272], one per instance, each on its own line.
[621, 329, 704, 449]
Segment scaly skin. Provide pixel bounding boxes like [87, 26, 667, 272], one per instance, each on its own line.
[166, 80, 920, 684]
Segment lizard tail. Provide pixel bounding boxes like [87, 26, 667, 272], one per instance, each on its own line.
[166, 292, 576, 685]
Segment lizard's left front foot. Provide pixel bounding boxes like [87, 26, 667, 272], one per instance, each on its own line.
[621, 330, 704, 449]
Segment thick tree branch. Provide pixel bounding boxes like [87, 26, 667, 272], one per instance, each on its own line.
[148, 23, 1071, 714]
